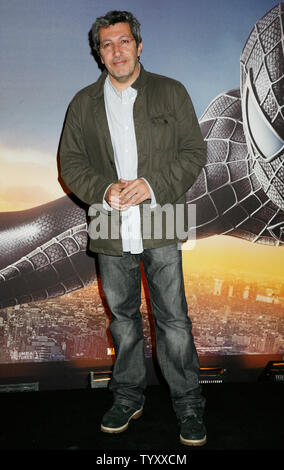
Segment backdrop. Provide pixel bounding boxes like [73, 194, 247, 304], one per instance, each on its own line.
[0, 0, 283, 384]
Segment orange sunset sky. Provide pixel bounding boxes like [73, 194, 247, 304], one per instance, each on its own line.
[182, 235, 284, 282]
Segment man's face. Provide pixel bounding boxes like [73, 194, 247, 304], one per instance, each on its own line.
[99, 22, 142, 88]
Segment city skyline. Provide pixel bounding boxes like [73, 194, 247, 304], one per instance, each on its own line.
[1, 265, 283, 365]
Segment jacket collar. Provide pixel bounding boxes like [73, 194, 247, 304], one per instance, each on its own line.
[131, 63, 148, 90]
[87, 63, 148, 99]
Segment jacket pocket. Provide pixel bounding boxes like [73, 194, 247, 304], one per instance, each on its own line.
[150, 112, 175, 151]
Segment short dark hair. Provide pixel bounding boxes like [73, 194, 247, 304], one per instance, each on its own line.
[91, 10, 142, 54]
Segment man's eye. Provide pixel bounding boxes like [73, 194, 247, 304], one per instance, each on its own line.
[120, 39, 130, 46]
[103, 42, 111, 50]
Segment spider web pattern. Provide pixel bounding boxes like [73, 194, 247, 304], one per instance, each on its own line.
[0, 223, 96, 309]
[186, 90, 284, 246]
[240, 3, 284, 210]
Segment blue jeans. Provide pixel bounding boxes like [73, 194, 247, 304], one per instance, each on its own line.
[97, 244, 205, 419]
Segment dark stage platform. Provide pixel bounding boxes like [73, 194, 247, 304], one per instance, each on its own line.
[0, 382, 283, 464]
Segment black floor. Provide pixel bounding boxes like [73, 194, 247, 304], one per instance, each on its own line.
[0, 382, 283, 464]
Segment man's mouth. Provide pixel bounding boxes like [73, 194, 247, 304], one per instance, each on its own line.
[113, 59, 127, 66]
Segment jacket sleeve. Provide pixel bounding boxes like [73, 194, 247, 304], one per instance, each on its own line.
[141, 83, 207, 206]
[59, 97, 114, 206]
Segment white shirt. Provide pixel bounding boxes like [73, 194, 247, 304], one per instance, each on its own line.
[103, 74, 156, 254]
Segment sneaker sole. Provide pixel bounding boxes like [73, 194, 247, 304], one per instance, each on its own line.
[101, 408, 143, 434]
[180, 434, 207, 446]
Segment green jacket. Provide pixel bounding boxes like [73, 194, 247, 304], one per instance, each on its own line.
[59, 64, 207, 256]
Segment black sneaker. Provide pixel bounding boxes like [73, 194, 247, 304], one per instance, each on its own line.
[101, 403, 143, 434]
[179, 413, 207, 446]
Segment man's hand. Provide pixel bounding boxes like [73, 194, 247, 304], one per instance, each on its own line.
[105, 179, 151, 210]
[120, 178, 151, 206]
[105, 181, 129, 210]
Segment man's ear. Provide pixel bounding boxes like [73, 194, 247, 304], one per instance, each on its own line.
[137, 41, 143, 58]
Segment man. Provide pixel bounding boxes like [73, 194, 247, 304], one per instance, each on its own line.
[60, 10, 207, 446]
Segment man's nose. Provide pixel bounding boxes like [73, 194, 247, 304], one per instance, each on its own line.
[113, 43, 121, 55]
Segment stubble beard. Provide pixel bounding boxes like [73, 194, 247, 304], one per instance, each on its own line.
[109, 57, 139, 84]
